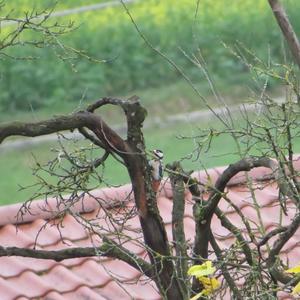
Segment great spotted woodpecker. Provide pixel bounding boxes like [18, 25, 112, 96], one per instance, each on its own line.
[149, 149, 164, 192]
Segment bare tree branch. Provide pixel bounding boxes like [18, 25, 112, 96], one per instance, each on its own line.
[257, 226, 287, 249]
[192, 157, 276, 262]
[78, 127, 106, 148]
[0, 113, 91, 144]
[206, 157, 279, 217]
[214, 207, 253, 266]
[267, 213, 300, 284]
[209, 230, 243, 300]
[0, 109, 127, 160]
[268, 0, 300, 69]
[168, 162, 189, 297]
[78, 127, 125, 166]
[0, 236, 153, 278]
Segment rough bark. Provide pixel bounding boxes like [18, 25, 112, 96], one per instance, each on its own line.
[169, 162, 189, 299]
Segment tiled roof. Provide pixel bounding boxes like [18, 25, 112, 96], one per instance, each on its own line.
[0, 161, 300, 299]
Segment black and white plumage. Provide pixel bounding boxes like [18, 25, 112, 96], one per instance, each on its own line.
[149, 149, 164, 192]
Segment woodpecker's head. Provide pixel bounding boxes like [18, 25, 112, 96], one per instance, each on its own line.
[153, 149, 164, 160]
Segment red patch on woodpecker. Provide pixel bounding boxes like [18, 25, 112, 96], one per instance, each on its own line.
[152, 180, 161, 193]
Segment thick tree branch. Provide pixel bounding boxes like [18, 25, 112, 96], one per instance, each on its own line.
[168, 162, 189, 298]
[267, 213, 300, 284]
[0, 113, 91, 144]
[86, 97, 130, 113]
[206, 157, 278, 217]
[0, 236, 153, 278]
[268, 0, 300, 69]
[193, 157, 279, 263]
[0, 109, 129, 160]
[165, 167, 202, 199]
[85, 95, 147, 143]
[0, 246, 98, 261]
[257, 226, 287, 249]
[78, 127, 106, 148]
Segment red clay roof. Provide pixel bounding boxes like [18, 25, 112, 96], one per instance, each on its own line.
[0, 161, 300, 299]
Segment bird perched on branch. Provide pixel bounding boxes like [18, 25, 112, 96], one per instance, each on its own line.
[149, 149, 164, 193]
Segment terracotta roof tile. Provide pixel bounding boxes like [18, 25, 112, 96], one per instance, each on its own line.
[70, 260, 112, 286]
[21, 219, 62, 246]
[0, 257, 31, 278]
[0, 163, 300, 299]
[99, 259, 141, 281]
[10, 257, 55, 277]
[8, 271, 53, 298]
[0, 225, 33, 247]
[0, 277, 23, 300]
[60, 286, 108, 300]
[41, 265, 90, 293]
[114, 239, 147, 256]
[282, 245, 300, 267]
[96, 281, 137, 299]
[43, 291, 68, 300]
[123, 278, 161, 300]
[50, 215, 90, 240]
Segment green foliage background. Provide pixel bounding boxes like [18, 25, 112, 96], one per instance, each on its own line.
[1, 0, 300, 111]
